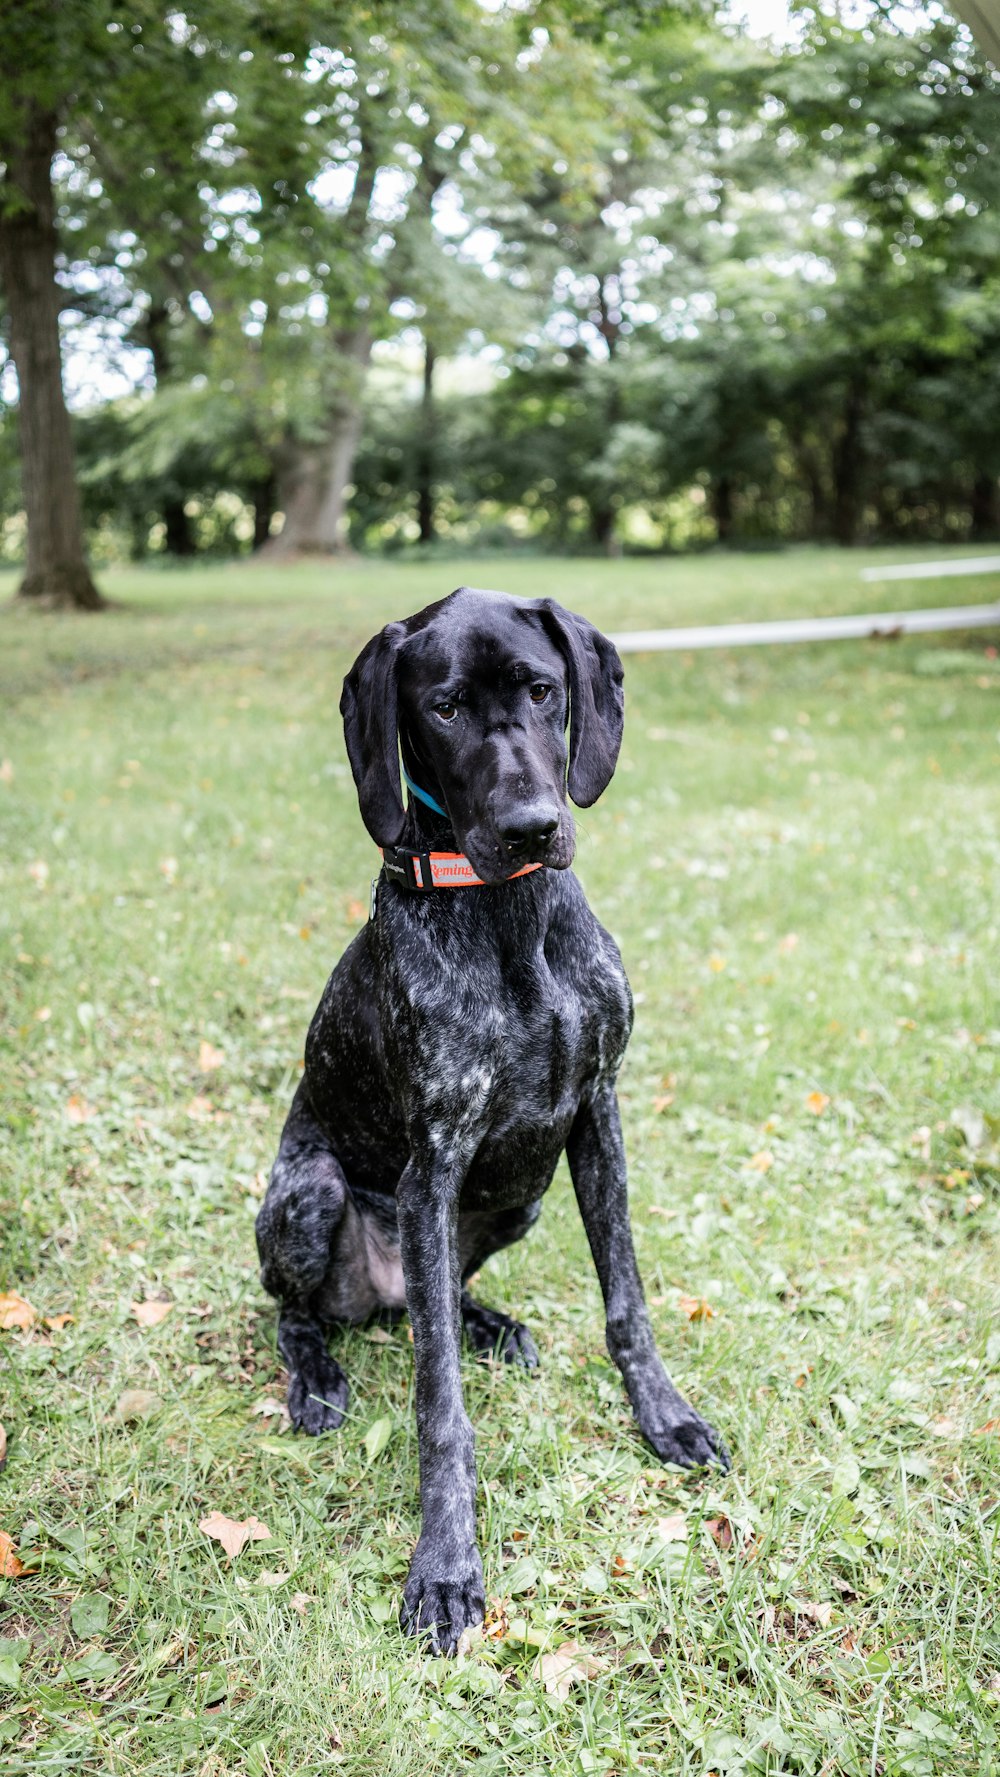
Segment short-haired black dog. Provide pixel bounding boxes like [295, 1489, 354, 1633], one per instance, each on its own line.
[256, 586, 728, 1653]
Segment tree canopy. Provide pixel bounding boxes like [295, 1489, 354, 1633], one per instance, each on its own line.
[1, 0, 998, 595]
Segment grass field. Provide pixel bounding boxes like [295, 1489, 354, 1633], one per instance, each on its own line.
[2, 547, 999, 1777]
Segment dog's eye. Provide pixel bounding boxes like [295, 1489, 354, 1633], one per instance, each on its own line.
[433, 702, 458, 722]
[528, 683, 550, 704]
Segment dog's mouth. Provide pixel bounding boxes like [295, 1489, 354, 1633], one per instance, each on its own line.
[460, 816, 576, 885]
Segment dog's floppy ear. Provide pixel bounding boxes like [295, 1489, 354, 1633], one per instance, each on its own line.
[537, 600, 625, 807]
[340, 622, 407, 845]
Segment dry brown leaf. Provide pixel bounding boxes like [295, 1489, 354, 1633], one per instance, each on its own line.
[65, 1094, 96, 1123]
[652, 1093, 674, 1114]
[533, 1639, 606, 1701]
[611, 1552, 633, 1576]
[198, 1040, 225, 1073]
[0, 1530, 28, 1577]
[482, 1597, 510, 1641]
[290, 1592, 310, 1618]
[0, 1292, 36, 1332]
[806, 1091, 830, 1115]
[199, 1511, 272, 1559]
[131, 1299, 172, 1328]
[705, 1515, 733, 1551]
[973, 1418, 999, 1436]
[45, 1313, 74, 1331]
[678, 1294, 714, 1322]
[655, 1513, 689, 1543]
[186, 1095, 214, 1120]
[747, 1150, 774, 1173]
[799, 1601, 834, 1628]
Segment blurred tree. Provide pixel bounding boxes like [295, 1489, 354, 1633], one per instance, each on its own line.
[0, 0, 104, 606]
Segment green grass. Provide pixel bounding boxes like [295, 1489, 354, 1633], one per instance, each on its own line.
[1, 547, 998, 1777]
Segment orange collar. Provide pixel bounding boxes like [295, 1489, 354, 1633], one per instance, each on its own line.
[379, 845, 545, 892]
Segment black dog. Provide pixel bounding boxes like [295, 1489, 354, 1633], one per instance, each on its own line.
[256, 587, 728, 1653]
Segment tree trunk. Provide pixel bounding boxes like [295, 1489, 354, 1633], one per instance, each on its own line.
[711, 474, 735, 544]
[832, 379, 866, 547]
[261, 330, 371, 558]
[969, 470, 998, 541]
[416, 337, 436, 545]
[251, 474, 277, 551]
[163, 497, 196, 556]
[0, 102, 103, 608]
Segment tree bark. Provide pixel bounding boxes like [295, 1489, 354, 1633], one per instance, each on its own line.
[251, 474, 277, 551]
[415, 337, 436, 545]
[261, 330, 371, 558]
[969, 470, 998, 541]
[831, 378, 867, 547]
[711, 473, 735, 544]
[0, 102, 103, 608]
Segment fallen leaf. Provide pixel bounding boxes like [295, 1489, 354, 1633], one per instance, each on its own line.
[199, 1511, 272, 1559]
[747, 1150, 774, 1173]
[611, 1552, 633, 1577]
[65, 1094, 96, 1123]
[648, 1205, 677, 1219]
[930, 1415, 958, 1438]
[131, 1299, 172, 1328]
[186, 1095, 213, 1120]
[256, 1569, 290, 1588]
[252, 1397, 289, 1419]
[652, 1093, 674, 1114]
[678, 1294, 714, 1322]
[533, 1639, 606, 1701]
[482, 1597, 510, 1641]
[806, 1091, 830, 1115]
[0, 1531, 27, 1577]
[290, 1592, 310, 1618]
[116, 1389, 163, 1420]
[45, 1313, 74, 1331]
[705, 1515, 733, 1551]
[362, 1326, 392, 1344]
[800, 1600, 834, 1628]
[0, 1292, 36, 1332]
[198, 1040, 225, 1073]
[973, 1419, 999, 1436]
[655, 1513, 689, 1543]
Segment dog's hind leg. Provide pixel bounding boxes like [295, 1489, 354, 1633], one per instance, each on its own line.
[256, 1082, 360, 1433]
[459, 1204, 541, 1368]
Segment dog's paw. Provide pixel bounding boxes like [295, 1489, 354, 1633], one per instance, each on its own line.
[400, 1547, 484, 1655]
[642, 1408, 730, 1471]
[461, 1297, 539, 1369]
[287, 1363, 349, 1434]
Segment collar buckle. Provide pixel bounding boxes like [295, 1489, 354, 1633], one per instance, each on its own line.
[381, 845, 433, 891]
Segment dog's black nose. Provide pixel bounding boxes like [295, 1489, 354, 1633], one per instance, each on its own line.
[499, 804, 560, 855]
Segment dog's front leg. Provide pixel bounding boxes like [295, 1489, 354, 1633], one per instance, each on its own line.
[396, 1162, 485, 1653]
[568, 1085, 729, 1470]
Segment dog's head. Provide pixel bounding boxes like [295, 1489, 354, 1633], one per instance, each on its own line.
[340, 587, 624, 884]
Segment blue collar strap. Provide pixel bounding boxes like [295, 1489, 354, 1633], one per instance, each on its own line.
[402, 766, 447, 818]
